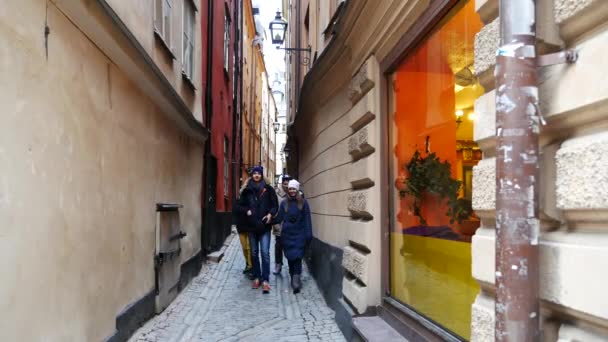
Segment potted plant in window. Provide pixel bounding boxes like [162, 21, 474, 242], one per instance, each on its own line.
[399, 150, 471, 227]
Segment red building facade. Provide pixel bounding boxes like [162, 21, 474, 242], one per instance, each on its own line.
[201, 0, 241, 251]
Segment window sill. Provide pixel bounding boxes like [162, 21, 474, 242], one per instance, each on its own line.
[181, 71, 197, 91]
[382, 297, 463, 342]
[154, 29, 176, 60]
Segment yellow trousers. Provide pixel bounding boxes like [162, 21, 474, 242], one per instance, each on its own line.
[239, 232, 252, 270]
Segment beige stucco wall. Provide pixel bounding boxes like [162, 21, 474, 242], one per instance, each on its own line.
[103, 0, 203, 122]
[471, 0, 608, 340]
[296, 58, 382, 314]
[0, 2, 203, 340]
[292, 0, 432, 316]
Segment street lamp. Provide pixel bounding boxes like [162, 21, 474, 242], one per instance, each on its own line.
[269, 11, 288, 45]
[283, 146, 291, 159]
[269, 11, 312, 65]
[273, 121, 280, 134]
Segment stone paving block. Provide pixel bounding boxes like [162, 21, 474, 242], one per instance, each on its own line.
[128, 235, 345, 342]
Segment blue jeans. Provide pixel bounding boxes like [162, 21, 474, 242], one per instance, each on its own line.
[249, 231, 271, 282]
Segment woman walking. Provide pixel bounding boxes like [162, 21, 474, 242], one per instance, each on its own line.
[235, 166, 278, 293]
[274, 179, 312, 294]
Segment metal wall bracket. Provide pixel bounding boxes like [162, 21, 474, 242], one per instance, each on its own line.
[537, 50, 578, 67]
[170, 231, 187, 242]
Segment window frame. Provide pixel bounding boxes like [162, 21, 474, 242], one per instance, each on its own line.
[154, 0, 176, 59]
[380, 1, 479, 341]
[182, 0, 197, 86]
[223, 3, 231, 73]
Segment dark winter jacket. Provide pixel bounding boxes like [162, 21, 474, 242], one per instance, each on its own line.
[273, 193, 313, 260]
[272, 186, 289, 236]
[234, 178, 278, 234]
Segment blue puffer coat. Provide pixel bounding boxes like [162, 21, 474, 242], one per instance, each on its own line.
[274, 194, 313, 260]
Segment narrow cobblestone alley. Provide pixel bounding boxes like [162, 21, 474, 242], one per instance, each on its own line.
[129, 234, 346, 342]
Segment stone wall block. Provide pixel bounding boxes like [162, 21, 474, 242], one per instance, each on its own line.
[348, 134, 361, 158]
[348, 61, 376, 106]
[347, 190, 373, 220]
[474, 18, 499, 89]
[357, 126, 375, 158]
[472, 228, 496, 287]
[342, 246, 370, 285]
[475, 0, 498, 24]
[555, 0, 608, 42]
[349, 93, 376, 133]
[471, 293, 495, 342]
[539, 28, 608, 131]
[473, 229, 608, 335]
[540, 231, 608, 321]
[474, 89, 496, 147]
[539, 143, 563, 228]
[558, 324, 608, 341]
[556, 132, 608, 212]
[342, 277, 367, 314]
[472, 157, 496, 213]
[349, 126, 376, 162]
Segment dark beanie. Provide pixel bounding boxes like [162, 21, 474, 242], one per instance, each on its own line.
[281, 174, 292, 182]
[252, 165, 264, 176]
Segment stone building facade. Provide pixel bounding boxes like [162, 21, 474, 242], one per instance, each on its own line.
[0, 0, 207, 340]
[285, 0, 608, 340]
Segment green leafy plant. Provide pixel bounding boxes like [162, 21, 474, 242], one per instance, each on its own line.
[399, 150, 470, 225]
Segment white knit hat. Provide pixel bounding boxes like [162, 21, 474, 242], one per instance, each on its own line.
[288, 179, 300, 191]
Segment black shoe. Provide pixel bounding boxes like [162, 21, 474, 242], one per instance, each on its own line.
[292, 274, 301, 294]
[243, 267, 252, 275]
[273, 264, 282, 275]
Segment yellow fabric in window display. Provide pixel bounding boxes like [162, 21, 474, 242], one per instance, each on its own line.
[390, 233, 479, 340]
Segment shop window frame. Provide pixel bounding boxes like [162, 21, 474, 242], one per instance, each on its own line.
[379, 0, 471, 341]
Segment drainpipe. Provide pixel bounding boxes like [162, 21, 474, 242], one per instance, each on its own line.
[202, 0, 214, 254]
[238, 0, 244, 184]
[231, 0, 240, 204]
[495, 0, 540, 341]
[250, 38, 260, 167]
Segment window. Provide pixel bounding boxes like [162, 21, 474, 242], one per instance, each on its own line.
[182, 0, 196, 81]
[388, 1, 483, 339]
[223, 4, 231, 72]
[154, 0, 173, 50]
[224, 137, 230, 197]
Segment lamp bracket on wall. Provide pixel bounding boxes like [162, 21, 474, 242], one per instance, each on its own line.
[276, 45, 312, 66]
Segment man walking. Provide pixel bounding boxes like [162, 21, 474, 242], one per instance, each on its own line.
[235, 166, 278, 293]
[273, 174, 291, 275]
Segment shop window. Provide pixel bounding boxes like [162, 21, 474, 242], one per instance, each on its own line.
[388, 1, 483, 340]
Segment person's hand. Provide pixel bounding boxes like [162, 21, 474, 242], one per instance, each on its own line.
[263, 213, 272, 223]
[247, 210, 252, 216]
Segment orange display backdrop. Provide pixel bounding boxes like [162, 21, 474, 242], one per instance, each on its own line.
[389, 1, 483, 339]
[394, 47, 458, 229]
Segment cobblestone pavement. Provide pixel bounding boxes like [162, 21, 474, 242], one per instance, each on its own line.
[129, 234, 346, 342]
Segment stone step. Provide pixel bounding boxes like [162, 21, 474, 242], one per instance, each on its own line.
[207, 250, 224, 263]
[207, 232, 237, 263]
[353, 316, 409, 342]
